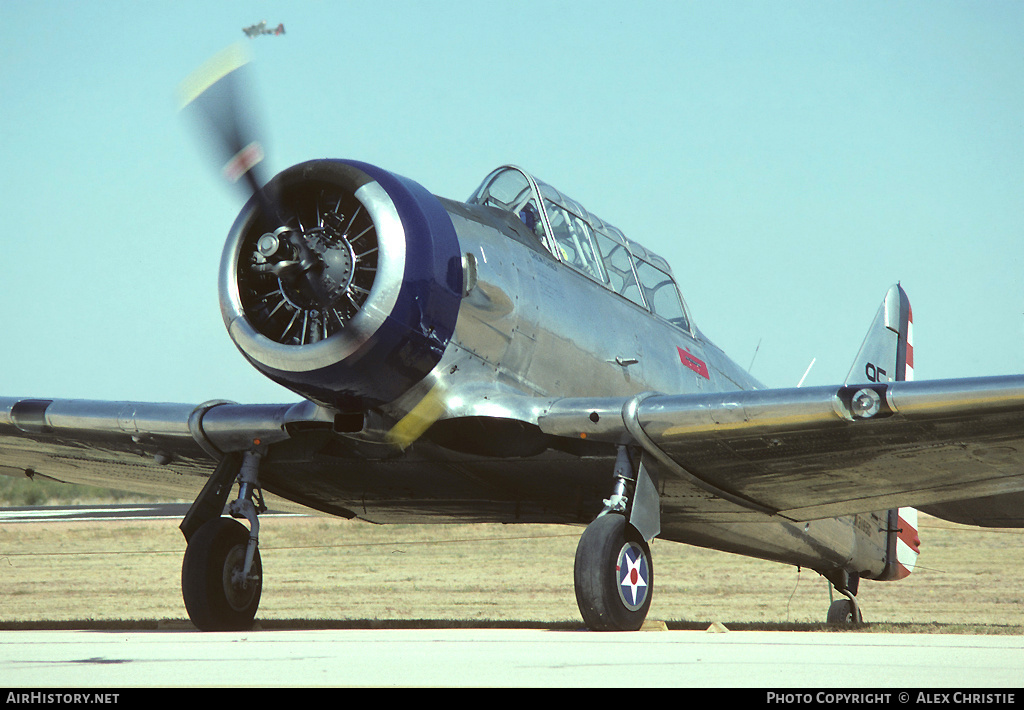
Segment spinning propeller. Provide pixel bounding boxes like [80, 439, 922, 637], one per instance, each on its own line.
[179, 47, 457, 450]
[179, 47, 373, 346]
[178, 45, 271, 211]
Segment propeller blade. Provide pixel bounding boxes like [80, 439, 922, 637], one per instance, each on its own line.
[385, 382, 449, 450]
[178, 44, 269, 205]
[181, 48, 450, 451]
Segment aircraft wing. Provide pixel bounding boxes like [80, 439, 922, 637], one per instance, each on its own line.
[0, 397, 328, 510]
[5, 375, 1023, 528]
[539, 374, 1024, 526]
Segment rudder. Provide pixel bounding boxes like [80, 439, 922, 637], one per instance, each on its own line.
[845, 283, 913, 385]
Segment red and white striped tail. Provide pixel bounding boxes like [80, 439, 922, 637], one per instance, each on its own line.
[904, 306, 914, 381]
[895, 294, 918, 578]
[894, 507, 920, 579]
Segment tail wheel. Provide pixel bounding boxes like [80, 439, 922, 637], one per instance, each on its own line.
[827, 598, 863, 625]
[574, 513, 653, 631]
[182, 518, 262, 631]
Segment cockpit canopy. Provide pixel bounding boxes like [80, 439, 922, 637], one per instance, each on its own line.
[468, 166, 691, 332]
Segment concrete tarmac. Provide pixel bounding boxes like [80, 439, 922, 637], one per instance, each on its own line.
[1, 628, 1021, 688]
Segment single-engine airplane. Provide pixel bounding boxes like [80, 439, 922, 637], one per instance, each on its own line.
[2, 49, 1023, 632]
[242, 21, 285, 38]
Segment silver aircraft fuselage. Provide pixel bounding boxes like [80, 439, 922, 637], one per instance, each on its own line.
[0, 161, 893, 590]
[363, 166, 891, 583]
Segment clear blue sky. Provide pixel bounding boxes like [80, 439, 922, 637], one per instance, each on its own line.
[3, 1, 1022, 404]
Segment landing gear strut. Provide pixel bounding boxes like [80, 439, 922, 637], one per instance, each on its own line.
[825, 571, 863, 625]
[181, 448, 266, 631]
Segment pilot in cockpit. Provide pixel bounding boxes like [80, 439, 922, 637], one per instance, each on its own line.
[518, 202, 544, 239]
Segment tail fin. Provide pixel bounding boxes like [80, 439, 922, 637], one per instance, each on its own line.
[851, 284, 920, 579]
[887, 507, 921, 579]
[845, 283, 913, 385]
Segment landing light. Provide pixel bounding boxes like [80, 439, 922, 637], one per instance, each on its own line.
[851, 388, 882, 419]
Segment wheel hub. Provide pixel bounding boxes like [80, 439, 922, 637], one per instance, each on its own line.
[616, 541, 650, 611]
[222, 544, 260, 612]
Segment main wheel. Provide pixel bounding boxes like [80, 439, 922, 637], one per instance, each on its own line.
[182, 517, 262, 631]
[574, 513, 653, 631]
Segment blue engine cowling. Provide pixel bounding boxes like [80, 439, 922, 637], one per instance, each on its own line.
[220, 159, 463, 410]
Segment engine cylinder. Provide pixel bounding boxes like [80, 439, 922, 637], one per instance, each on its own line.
[220, 160, 463, 410]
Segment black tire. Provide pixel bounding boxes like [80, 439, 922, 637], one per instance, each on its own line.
[574, 514, 653, 631]
[826, 598, 860, 625]
[182, 517, 262, 631]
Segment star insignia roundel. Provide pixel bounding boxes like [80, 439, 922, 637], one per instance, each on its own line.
[616, 541, 650, 610]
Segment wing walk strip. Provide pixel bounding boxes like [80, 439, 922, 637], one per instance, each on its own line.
[622, 392, 779, 517]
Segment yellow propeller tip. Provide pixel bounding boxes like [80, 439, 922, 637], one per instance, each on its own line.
[177, 43, 250, 109]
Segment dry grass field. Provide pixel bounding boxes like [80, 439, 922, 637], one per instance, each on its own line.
[0, 512, 1021, 632]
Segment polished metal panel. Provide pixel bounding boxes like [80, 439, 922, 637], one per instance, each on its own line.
[0, 397, 327, 455]
[636, 385, 850, 439]
[886, 374, 1024, 417]
[626, 392, 778, 516]
[13, 399, 197, 439]
[538, 396, 636, 442]
[536, 372, 1024, 525]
